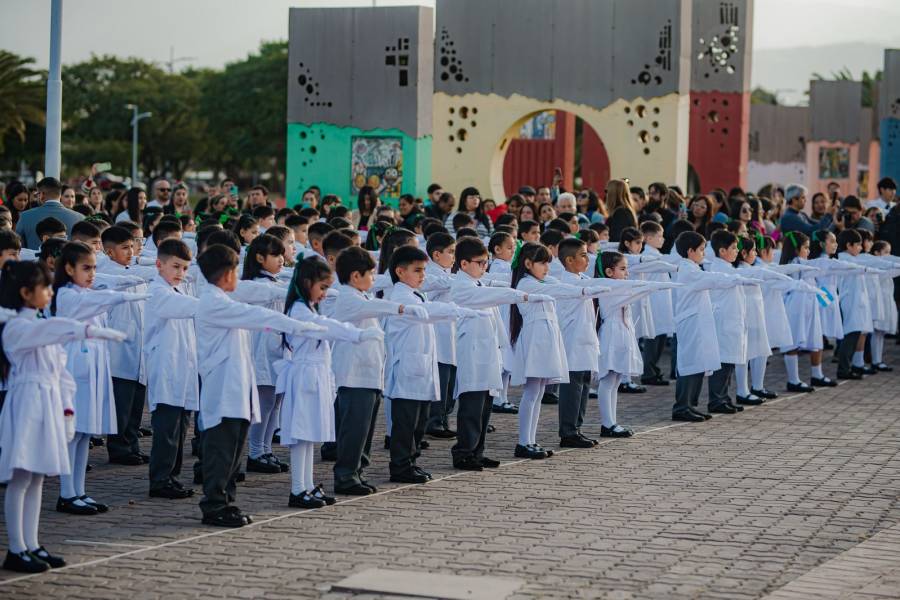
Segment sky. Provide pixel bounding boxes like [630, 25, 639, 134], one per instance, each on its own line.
[0, 0, 898, 96]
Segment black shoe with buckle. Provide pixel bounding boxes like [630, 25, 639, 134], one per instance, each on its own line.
[289, 492, 325, 509]
[875, 363, 893, 372]
[30, 546, 65, 569]
[514, 444, 547, 459]
[2, 550, 49, 573]
[600, 424, 634, 438]
[751, 388, 778, 400]
[735, 394, 764, 406]
[247, 455, 281, 474]
[532, 444, 553, 457]
[811, 376, 837, 387]
[56, 496, 98, 515]
[491, 402, 519, 414]
[312, 484, 336, 506]
[79, 495, 109, 513]
[787, 381, 815, 392]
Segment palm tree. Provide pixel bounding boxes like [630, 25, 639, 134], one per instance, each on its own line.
[0, 51, 45, 154]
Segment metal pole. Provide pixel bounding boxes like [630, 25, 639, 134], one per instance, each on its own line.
[131, 106, 138, 185]
[44, 0, 63, 178]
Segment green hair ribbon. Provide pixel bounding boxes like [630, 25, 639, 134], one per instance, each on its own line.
[510, 240, 524, 269]
[754, 231, 765, 251]
[787, 231, 798, 249]
[595, 252, 605, 277]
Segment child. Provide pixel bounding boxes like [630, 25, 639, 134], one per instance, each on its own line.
[539, 229, 566, 279]
[509, 242, 608, 458]
[780, 231, 826, 390]
[233, 214, 259, 246]
[330, 247, 427, 494]
[35, 217, 67, 245]
[594, 251, 673, 436]
[639, 221, 675, 386]
[252, 206, 276, 232]
[0, 230, 21, 268]
[752, 236, 793, 397]
[671, 232, 737, 421]
[241, 234, 291, 474]
[285, 214, 310, 258]
[145, 239, 199, 499]
[383, 246, 474, 483]
[99, 226, 155, 466]
[733, 237, 773, 402]
[52, 242, 150, 515]
[277, 258, 381, 508]
[449, 237, 549, 470]
[487, 231, 519, 414]
[194, 244, 325, 527]
[519, 220, 541, 243]
[306, 222, 335, 262]
[869, 241, 898, 370]
[0, 261, 123, 572]
[38, 238, 66, 273]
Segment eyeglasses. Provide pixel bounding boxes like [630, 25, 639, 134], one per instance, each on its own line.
[471, 259, 488, 267]
[158, 188, 171, 192]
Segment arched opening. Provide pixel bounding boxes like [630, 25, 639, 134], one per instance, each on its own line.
[495, 110, 610, 200]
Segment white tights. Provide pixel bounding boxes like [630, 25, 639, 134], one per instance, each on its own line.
[871, 330, 886, 365]
[749, 356, 767, 390]
[290, 441, 315, 495]
[4, 469, 44, 553]
[596, 372, 621, 428]
[494, 371, 512, 406]
[734, 362, 750, 397]
[517, 378, 546, 446]
[59, 432, 91, 505]
[248, 386, 280, 458]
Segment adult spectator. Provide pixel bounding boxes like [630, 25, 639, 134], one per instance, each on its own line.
[642, 182, 677, 229]
[115, 187, 148, 224]
[60, 185, 77, 209]
[603, 179, 638, 242]
[536, 186, 553, 206]
[170, 182, 192, 216]
[869, 177, 896, 215]
[444, 187, 493, 237]
[518, 186, 537, 206]
[398, 193, 424, 230]
[810, 192, 831, 221]
[779, 184, 834, 237]
[352, 185, 379, 230]
[424, 183, 444, 213]
[4, 181, 30, 227]
[15, 177, 85, 249]
[840, 195, 875, 234]
[578, 189, 606, 224]
[556, 192, 589, 228]
[687, 195, 713, 233]
[146, 179, 171, 210]
[246, 185, 271, 211]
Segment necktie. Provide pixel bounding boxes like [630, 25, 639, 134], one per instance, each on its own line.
[413, 291, 426, 302]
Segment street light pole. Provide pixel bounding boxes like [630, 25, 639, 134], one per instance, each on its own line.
[44, 0, 63, 178]
[125, 104, 152, 185]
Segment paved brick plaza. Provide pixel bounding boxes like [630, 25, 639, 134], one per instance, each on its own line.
[1, 347, 899, 599]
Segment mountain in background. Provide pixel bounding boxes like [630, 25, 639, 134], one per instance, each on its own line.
[751, 42, 888, 106]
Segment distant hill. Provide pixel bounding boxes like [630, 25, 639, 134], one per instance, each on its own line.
[751, 42, 887, 106]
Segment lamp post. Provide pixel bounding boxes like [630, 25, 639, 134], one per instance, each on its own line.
[125, 104, 152, 185]
[44, 0, 63, 178]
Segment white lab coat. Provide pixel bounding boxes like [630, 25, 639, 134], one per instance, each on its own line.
[556, 270, 601, 374]
[276, 302, 363, 444]
[450, 270, 522, 397]
[143, 278, 200, 412]
[96, 260, 152, 384]
[641, 245, 676, 336]
[672, 259, 729, 376]
[424, 261, 456, 366]
[195, 285, 318, 431]
[705, 257, 749, 365]
[836, 253, 875, 335]
[735, 263, 774, 360]
[808, 257, 859, 339]
[0, 310, 86, 481]
[782, 258, 824, 351]
[488, 258, 514, 369]
[597, 284, 659, 379]
[55, 285, 132, 435]
[330, 284, 400, 390]
[243, 273, 288, 387]
[623, 254, 657, 339]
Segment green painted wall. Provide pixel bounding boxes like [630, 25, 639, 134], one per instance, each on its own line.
[286, 122, 432, 208]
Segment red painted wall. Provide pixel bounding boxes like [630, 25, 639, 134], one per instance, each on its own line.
[688, 91, 750, 192]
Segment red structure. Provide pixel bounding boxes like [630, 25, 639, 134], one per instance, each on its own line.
[688, 91, 750, 192]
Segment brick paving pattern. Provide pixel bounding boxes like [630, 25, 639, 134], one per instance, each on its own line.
[1, 347, 899, 599]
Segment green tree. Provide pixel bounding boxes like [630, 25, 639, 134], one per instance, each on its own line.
[0, 51, 45, 155]
[199, 41, 287, 192]
[751, 86, 779, 105]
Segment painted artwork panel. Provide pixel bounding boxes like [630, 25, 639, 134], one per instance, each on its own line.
[819, 147, 850, 180]
[351, 137, 405, 199]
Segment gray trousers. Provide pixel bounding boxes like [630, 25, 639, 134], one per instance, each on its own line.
[320, 399, 339, 460]
[558, 370, 591, 438]
[149, 403, 190, 490]
[451, 391, 492, 461]
[641, 335, 667, 381]
[333, 387, 381, 487]
[674, 372, 704, 416]
[837, 331, 861, 373]
[708, 363, 734, 409]
[389, 398, 429, 476]
[544, 383, 560, 401]
[107, 377, 146, 460]
[199, 417, 249, 516]
[427, 363, 457, 432]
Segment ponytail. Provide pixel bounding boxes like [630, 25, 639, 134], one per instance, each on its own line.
[508, 242, 551, 346]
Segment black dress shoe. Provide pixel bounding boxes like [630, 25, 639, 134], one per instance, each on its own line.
[579, 433, 599, 446]
[202, 508, 250, 526]
[288, 492, 325, 509]
[91, 436, 105, 447]
[735, 394, 764, 406]
[247, 456, 281, 474]
[514, 444, 547, 459]
[532, 444, 553, 457]
[787, 381, 815, 392]
[2, 550, 49, 573]
[672, 411, 705, 422]
[751, 388, 778, 400]
[875, 363, 894, 372]
[491, 402, 519, 414]
[690, 407, 712, 420]
[389, 471, 429, 484]
[320, 446, 337, 462]
[640, 376, 670, 386]
[233, 472, 246, 483]
[618, 382, 647, 394]
[80, 495, 109, 513]
[559, 435, 594, 448]
[384, 435, 391, 449]
[708, 404, 738, 414]
[360, 481, 378, 493]
[726, 402, 744, 412]
[312, 484, 336, 506]
[137, 452, 150, 464]
[426, 428, 457, 439]
[487, 424, 496, 433]
[453, 457, 483, 471]
[265, 453, 290, 473]
[810, 376, 837, 387]
[335, 483, 373, 496]
[477, 456, 500, 468]
[836, 370, 862, 380]
[109, 454, 143, 466]
[149, 485, 194, 499]
[139, 427, 153, 437]
[56, 496, 98, 515]
[413, 466, 433, 480]
[588, 391, 598, 399]
[540, 393, 558, 405]
[600, 424, 634, 438]
[31, 546, 66, 568]
[854, 365, 877, 376]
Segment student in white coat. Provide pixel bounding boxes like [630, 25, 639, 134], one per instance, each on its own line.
[870, 241, 900, 370]
[835, 229, 877, 378]
[144, 239, 200, 500]
[639, 221, 676, 386]
[617, 227, 656, 395]
[670, 231, 736, 422]
[276, 258, 382, 509]
[449, 237, 550, 471]
[0, 262, 124, 573]
[51, 242, 150, 516]
[383, 246, 476, 484]
[487, 231, 518, 414]
[98, 225, 156, 466]
[194, 245, 325, 528]
[509, 242, 610, 459]
[330, 247, 428, 495]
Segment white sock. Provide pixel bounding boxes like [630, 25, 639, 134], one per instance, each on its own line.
[518, 378, 543, 446]
[811, 364, 824, 379]
[529, 380, 545, 445]
[750, 356, 767, 390]
[60, 433, 90, 505]
[24, 474, 43, 551]
[495, 372, 512, 406]
[249, 386, 276, 459]
[384, 397, 392, 436]
[4, 469, 30, 553]
[872, 331, 885, 364]
[596, 372, 620, 427]
[784, 355, 800, 384]
[290, 443, 306, 495]
[264, 396, 283, 455]
[852, 351, 865, 368]
[304, 442, 315, 491]
[734, 363, 750, 397]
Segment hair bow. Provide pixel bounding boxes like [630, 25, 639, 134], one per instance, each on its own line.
[510, 240, 524, 269]
[786, 231, 798, 249]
